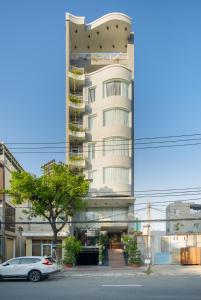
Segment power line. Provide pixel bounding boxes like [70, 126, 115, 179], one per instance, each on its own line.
[3, 188, 201, 197]
[6, 136, 201, 149]
[9, 141, 201, 154]
[4, 132, 201, 144]
[134, 197, 201, 206]
[134, 186, 201, 193]
[1, 217, 201, 224]
[135, 192, 201, 198]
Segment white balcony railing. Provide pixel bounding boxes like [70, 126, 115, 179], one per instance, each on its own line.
[69, 94, 85, 111]
[69, 123, 86, 140]
[70, 52, 128, 68]
[69, 153, 86, 168]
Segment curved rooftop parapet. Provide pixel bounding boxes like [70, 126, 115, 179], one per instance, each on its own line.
[66, 12, 131, 28]
[65, 13, 85, 24]
[66, 12, 133, 54]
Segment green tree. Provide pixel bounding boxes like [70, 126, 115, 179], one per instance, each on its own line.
[5, 163, 89, 248]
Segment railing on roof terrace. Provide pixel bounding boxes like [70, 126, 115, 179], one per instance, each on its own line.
[70, 52, 128, 67]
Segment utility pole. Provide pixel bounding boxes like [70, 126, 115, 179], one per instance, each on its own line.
[2, 144, 6, 262]
[146, 201, 151, 273]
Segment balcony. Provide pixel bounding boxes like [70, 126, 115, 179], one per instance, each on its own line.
[69, 123, 86, 141]
[70, 52, 128, 71]
[69, 67, 85, 91]
[69, 153, 86, 169]
[69, 94, 85, 113]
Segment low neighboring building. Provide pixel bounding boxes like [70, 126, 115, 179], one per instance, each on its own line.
[166, 201, 201, 234]
[0, 143, 24, 261]
[137, 231, 201, 265]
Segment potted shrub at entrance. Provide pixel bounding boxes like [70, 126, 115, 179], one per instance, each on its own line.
[122, 235, 141, 267]
[63, 252, 74, 268]
[63, 236, 82, 268]
[128, 238, 141, 267]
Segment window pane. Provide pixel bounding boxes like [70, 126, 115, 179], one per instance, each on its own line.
[88, 116, 96, 130]
[88, 87, 96, 103]
[88, 144, 96, 160]
[103, 109, 129, 127]
[104, 80, 128, 98]
[122, 81, 128, 97]
[104, 167, 129, 185]
[7, 258, 20, 265]
[19, 258, 40, 264]
[103, 137, 129, 156]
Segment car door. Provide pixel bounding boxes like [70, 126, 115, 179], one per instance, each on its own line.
[1, 258, 20, 276]
[18, 258, 41, 276]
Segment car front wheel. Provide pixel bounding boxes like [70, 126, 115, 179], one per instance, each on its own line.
[28, 270, 41, 282]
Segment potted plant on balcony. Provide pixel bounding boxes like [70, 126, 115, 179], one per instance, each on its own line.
[69, 155, 83, 162]
[71, 68, 83, 75]
[63, 236, 82, 268]
[69, 95, 82, 104]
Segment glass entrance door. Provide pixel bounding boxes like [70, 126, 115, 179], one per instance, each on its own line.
[108, 233, 122, 249]
[42, 244, 52, 256]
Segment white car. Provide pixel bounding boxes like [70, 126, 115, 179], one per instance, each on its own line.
[0, 256, 58, 282]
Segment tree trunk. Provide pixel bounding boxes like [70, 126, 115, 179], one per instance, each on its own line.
[52, 227, 58, 260]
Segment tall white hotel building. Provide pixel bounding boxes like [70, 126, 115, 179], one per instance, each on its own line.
[66, 13, 135, 243]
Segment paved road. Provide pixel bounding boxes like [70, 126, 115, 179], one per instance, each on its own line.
[1, 274, 201, 300]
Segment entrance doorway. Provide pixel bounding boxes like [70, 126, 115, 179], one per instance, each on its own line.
[108, 233, 122, 249]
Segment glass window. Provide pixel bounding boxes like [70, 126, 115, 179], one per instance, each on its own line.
[88, 144, 96, 160]
[7, 258, 20, 265]
[5, 203, 15, 232]
[88, 87, 96, 103]
[88, 115, 96, 131]
[103, 108, 129, 127]
[32, 240, 62, 258]
[104, 80, 129, 98]
[103, 137, 129, 156]
[174, 209, 179, 216]
[103, 167, 130, 185]
[19, 258, 40, 264]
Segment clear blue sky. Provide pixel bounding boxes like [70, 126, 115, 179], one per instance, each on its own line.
[1, 0, 201, 223]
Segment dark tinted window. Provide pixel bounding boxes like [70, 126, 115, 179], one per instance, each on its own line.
[7, 258, 20, 265]
[19, 258, 41, 264]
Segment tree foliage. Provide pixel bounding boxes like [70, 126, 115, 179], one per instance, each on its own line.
[6, 163, 89, 243]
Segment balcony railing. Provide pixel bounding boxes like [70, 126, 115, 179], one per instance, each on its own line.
[70, 52, 128, 68]
[69, 153, 86, 168]
[69, 123, 86, 140]
[69, 94, 85, 112]
[69, 123, 85, 132]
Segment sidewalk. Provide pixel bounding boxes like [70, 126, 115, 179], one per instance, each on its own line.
[55, 264, 201, 278]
